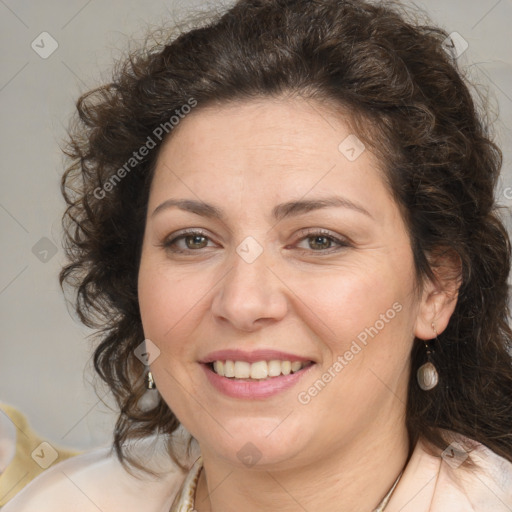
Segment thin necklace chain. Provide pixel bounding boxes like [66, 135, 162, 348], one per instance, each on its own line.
[374, 471, 404, 512]
[187, 464, 404, 512]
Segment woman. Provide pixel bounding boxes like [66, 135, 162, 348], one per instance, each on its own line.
[4, 0, 512, 510]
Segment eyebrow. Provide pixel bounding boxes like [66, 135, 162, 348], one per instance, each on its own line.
[152, 196, 373, 221]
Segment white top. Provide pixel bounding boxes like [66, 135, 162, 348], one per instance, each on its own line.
[3, 429, 512, 512]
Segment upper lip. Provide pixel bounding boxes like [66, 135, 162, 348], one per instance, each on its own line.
[199, 349, 315, 364]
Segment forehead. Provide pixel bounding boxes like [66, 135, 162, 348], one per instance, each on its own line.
[157, 96, 366, 162]
[149, 97, 392, 218]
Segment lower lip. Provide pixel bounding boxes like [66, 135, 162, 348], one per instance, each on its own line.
[201, 363, 316, 399]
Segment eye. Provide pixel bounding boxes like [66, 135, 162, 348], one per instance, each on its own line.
[160, 228, 351, 255]
[293, 229, 351, 253]
[161, 229, 217, 253]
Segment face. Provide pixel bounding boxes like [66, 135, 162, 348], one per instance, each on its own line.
[138, 97, 426, 470]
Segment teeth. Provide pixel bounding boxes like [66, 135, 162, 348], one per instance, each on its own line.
[250, 361, 268, 379]
[281, 361, 291, 375]
[224, 360, 235, 378]
[291, 361, 302, 372]
[234, 361, 251, 378]
[268, 360, 281, 377]
[211, 359, 311, 379]
[213, 361, 223, 375]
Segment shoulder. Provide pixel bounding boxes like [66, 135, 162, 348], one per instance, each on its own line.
[389, 433, 512, 512]
[436, 436, 512, 512]
[2, 431, 199, 512]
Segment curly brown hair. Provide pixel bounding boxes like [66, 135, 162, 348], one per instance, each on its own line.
[60, 0, 512, 471]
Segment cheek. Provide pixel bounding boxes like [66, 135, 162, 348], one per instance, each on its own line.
[296, 267, 414, 407]
[287, 258, 416, 387]
[138, 263, 209, 418]
[138, 256, 213, 350]
[138, 258, 200, 342]
[295, 263, 410, 336]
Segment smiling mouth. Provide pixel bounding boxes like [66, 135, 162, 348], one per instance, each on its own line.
[206, 360, 314, 380]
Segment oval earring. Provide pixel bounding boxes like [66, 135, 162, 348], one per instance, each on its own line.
[417, 323, 439, 391]
[417, 360, 439, 390]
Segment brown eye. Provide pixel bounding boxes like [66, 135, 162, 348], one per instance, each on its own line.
[184, 234, 208, 249]
[294, 229, 350, 254]
[162, 230, 216, 254]
[308, 235, 333, 251]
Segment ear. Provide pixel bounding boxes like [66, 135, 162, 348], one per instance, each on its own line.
[414, 247, 462, 340]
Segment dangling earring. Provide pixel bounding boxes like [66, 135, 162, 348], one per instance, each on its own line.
[146, 371, 156, 390]
[417, 322, 439, 391]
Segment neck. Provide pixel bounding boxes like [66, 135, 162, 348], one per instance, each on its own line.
[194, 421, 410, 512]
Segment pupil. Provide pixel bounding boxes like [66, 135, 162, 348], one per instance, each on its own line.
[311, 236, 330, 250]
[187, 235, 206, 249]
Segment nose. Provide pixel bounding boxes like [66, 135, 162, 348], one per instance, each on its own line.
[210, 246, 288, 332]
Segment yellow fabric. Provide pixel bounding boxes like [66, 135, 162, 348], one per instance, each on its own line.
[0, 403, 80, 507]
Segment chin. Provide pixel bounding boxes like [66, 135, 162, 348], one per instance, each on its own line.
[199, 421, 311, 469]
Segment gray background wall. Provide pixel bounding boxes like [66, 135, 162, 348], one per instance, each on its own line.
[1, 0, 511, 451]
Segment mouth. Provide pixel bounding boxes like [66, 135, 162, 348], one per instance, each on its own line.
[205, 359, 315, 381]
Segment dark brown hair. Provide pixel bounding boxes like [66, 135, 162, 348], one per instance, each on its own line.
[60, 0, 512, 471]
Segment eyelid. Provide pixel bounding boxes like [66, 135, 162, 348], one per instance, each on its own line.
[164, 227, 211, 241]
[293, 227, 352, 245]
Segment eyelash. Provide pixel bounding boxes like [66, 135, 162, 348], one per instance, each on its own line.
[161, 228, 351, 255]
